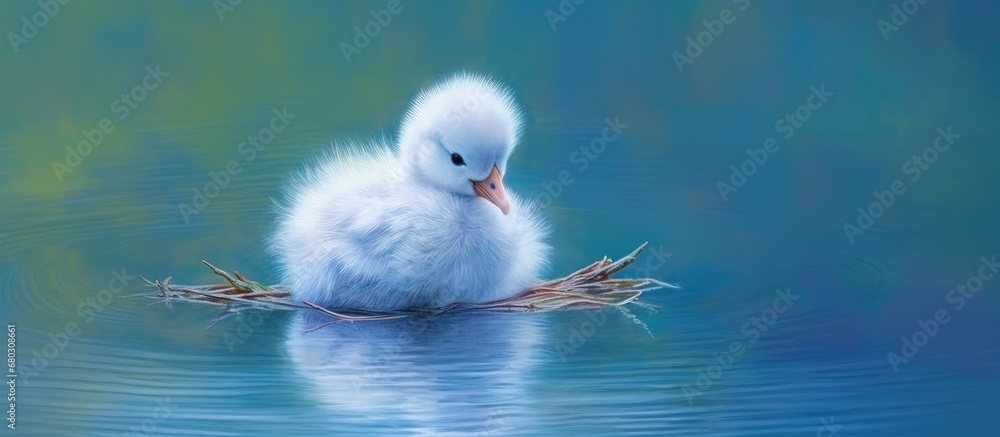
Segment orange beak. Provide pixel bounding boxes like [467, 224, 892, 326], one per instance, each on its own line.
[472, 165, 510, 215]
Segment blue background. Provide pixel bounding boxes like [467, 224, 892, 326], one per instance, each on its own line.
[1, 0, 998, 434]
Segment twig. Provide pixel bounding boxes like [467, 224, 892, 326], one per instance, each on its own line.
[154, 276, 173, 309]
[141, 242, 679, 330]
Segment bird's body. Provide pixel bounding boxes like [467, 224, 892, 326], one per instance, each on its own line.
[271, 73, 549, 310]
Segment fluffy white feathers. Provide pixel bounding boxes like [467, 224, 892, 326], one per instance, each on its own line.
[270, 73, 549, 310]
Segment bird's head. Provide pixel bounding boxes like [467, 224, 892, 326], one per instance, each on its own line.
[398, 72, 523, 215]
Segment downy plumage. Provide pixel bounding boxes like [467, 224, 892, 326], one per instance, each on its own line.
[271, 73, 549, 310]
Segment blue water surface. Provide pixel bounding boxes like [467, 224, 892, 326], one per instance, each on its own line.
[1, 0, 999, 435]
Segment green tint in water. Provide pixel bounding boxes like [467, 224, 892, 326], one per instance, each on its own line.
[1, 0, 999, 434]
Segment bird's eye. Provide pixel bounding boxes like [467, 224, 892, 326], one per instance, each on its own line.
[450, 153, 466, 166]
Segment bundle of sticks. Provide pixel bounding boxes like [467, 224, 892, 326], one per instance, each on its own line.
[142, 243, 676, 326]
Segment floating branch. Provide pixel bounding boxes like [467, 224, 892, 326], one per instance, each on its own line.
[142, 242, 677, 329]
